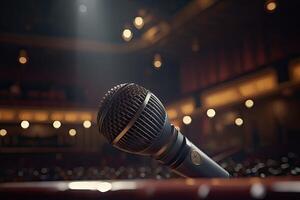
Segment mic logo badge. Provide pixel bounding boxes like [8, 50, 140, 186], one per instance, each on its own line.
[190, 150, 202, 166]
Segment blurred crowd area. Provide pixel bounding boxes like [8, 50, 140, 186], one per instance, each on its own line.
[221, 150, 300, 178]
[1, 146, 299, 182]
[0, 166, 173, 182]
[0, 152, 175, 182]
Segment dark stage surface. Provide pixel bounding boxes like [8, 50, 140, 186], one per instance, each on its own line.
[1, 178, 300, 200]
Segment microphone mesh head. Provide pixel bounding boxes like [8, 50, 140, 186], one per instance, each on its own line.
[97, 83, 166, 152]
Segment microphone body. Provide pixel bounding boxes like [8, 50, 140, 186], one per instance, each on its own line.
[153, 124, 229, 178]
[97, 83, 230, 178]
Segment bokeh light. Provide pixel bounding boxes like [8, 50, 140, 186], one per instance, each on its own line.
[134, 16, 144, 29]
[265, 1, 277, 12]
[183, 115, 192, 125]
[206, 109, 216, 118]
[53, 120, 61, 129]
[235, 118, 243, 126]
[21, 120, 30, 129]
[245, 99, 254, 108]
[0, 129, 7, 136]
[69, 129, 77, 136]
[83, 120, 92, 128]
[122, 29, 133, 41]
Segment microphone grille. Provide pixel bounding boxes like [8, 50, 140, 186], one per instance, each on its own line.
[117, 94, 166, 152]
[98, 83, 148, 142]
[97, 83, 166, 152]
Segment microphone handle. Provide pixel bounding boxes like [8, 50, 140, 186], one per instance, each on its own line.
[155, 126, 230, 178]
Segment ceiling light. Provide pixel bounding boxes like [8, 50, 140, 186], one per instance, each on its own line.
[53, 121, 61, 129]
[235, 118, 243, 126]
[122, 29, 133, 42]
[69, 129, 77, 136]
[206, 109, 216, 118]
[21, 120, 30, 129]
[183, 115, 192, 125]
[83, 120, 92, 128]
[134, 16, 144, 29]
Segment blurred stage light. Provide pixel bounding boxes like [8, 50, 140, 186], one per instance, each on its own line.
[182, 115, 192, 125]
[0, 129, 7, 136]
[181, 103, 194, 115]
[50, 112, 64, 121]
[18, 50, 28, 64]
[21, 120, 30, 129]
[68, 181, 112, 192]
[167, 109, 178, 119]
[153, 54, 162, 68]
[206, 109, 216, 118]
[34, 112, 48, 121]
[65, 112, 78, 122]
[154, 60, 162, 68]
[134, 16, 144, 29]
[69, 129, 77, 136]
[18, 111, 33, 121]
[122, 29, 133, 42]
[0, 110, 15, 120]
[235, 118, 243, 126]
[79, 4, 87, 13]
[19, 57, 27, 64]
[53, 120, 61, 129]
[250, 183, 266, 199]
[265, 1, 277, 12]
[245, 99, 254, 108]
[83, 120, 91, 128]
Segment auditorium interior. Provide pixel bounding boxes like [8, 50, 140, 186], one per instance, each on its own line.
[0, 0, 300, 199]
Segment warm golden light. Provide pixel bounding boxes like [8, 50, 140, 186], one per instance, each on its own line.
[203, 88, 240, 108]
[154, 60, 162, 68]
[53, 121, 61, 129]
[167, 109, 178, 119]
[18, 50, 28, 64]
[19, 56, 27, 64]
[65, 112, 78, 122]
[202, 71, 277, 108]
[153, 54, 162, 68]
[245, 99, 254, 108]
[182, 115, 192, 125]
[290, 59, 300, 82]
[266, 1, 277, 12]
[50, 112, 64, 121]
[133, 16, 144, 29]
[0, 110, 15, 121]
[83, 120, 92, 128]
[21, 120, 30, 129]
[122, 29, 133, 41]
[206, 109, 216, 118]
[34, 112, 48, 121]
[235, 118, 243, 126]
[19, 111, 33, 121]
[69, 129, 77, 136]
[79, 112, 92, 121]
[181, 103, 194, 115]
[0, 129, 7, 136]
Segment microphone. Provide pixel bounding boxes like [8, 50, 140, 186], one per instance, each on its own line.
[97, 83, 230, 178]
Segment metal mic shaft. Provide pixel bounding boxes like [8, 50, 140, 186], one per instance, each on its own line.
[154, 125, 229, 178]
